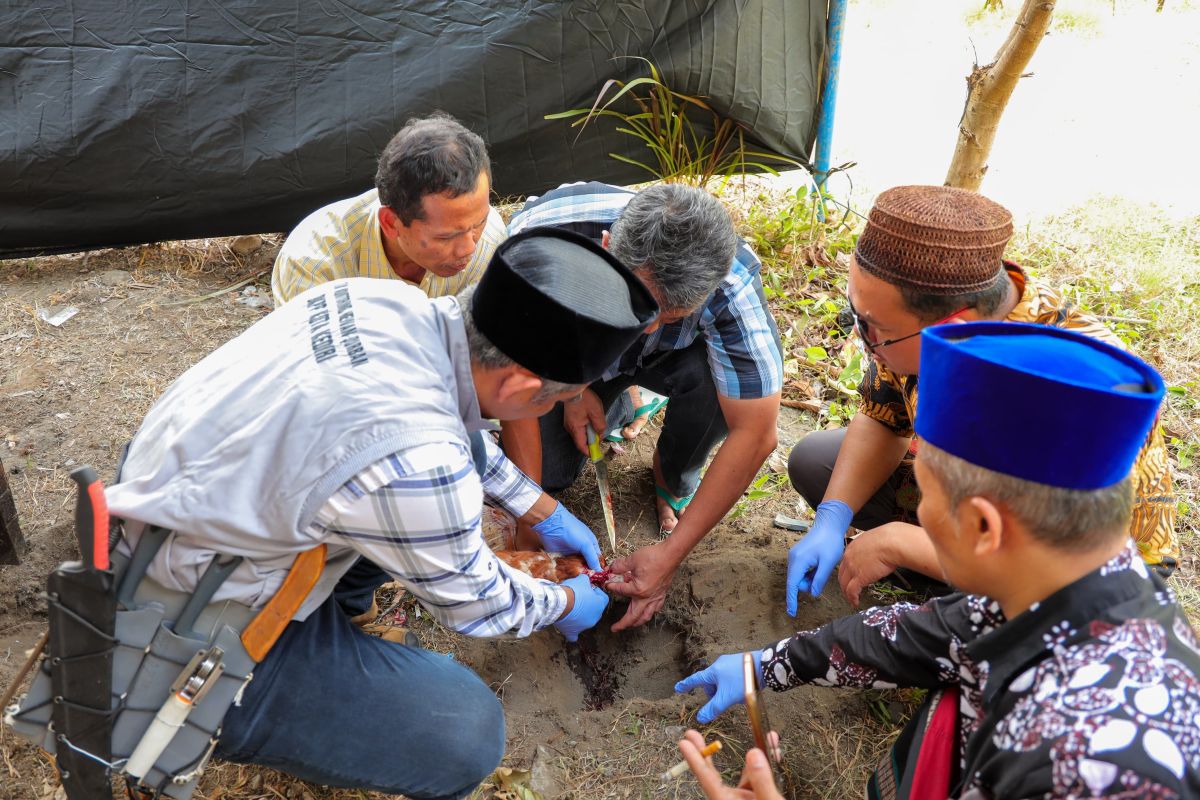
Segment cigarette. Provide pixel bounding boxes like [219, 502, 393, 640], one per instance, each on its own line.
[660, 740, 722, 781]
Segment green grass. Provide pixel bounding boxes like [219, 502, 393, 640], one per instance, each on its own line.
[960, 0, 1189, 29]
[545, 58, 802, 187]
[1008, 196, 1200, 622]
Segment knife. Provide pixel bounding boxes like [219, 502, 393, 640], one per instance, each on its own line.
[48, 466, 117, 798]
[586, 426, 618, 555]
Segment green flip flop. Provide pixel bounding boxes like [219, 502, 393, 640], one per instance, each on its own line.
[631, 394, 669, 421]
[606, 391, 669, 442]
[654, 484, 694, 513]
[655, 485, 694, 538]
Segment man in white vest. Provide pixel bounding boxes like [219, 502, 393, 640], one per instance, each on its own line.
[106, 228, 659, 798]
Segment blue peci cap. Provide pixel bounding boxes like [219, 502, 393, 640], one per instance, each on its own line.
[915, 322, 1164, 489]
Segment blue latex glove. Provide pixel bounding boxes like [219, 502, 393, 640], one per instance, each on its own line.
[785, 499, 854, 613]
[532, 502, 603, 570]
[554, 573, 610, 642]
[674, 651, 763, 724]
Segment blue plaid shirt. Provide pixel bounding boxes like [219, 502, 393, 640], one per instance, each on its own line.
[508, 182, 784, 400]
[311, 433, 565, 638]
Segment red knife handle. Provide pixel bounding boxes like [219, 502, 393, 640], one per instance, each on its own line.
[69, 466, 110, 571]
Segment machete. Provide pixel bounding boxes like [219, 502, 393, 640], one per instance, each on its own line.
[47, 466, 117, 798]
[586, 426, 618, 555]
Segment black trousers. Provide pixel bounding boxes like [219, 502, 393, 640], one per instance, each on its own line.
[786, 427, 920, 528]
[539, 339, 728, 497]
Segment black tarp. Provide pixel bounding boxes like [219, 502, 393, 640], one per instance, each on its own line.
[0, 1, 827, 257]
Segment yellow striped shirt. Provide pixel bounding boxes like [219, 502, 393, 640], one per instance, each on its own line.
[271, 187, 507, 304]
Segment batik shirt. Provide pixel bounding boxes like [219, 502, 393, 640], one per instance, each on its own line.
[760, 542, 1200, 798]
[271, 187, 507, 304]
[858, 263, 1179, 572]
[507, 182, 783, 400]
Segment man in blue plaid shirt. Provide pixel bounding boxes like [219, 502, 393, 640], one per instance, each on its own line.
[507, 182, 784, 632]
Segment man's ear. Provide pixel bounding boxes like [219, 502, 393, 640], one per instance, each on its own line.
[601, 230, 610, 250]
[379, 206, 401, 238]
[965, 496, 1005, 557]
[495, 367, 543, 404]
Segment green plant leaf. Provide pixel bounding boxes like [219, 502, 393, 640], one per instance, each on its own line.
[804, 346, 829, 362]
[545, 57, 806, 185]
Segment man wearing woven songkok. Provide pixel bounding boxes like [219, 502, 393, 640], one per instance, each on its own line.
[678, 322, 1200, 799]
[782, 185, 1178, 613]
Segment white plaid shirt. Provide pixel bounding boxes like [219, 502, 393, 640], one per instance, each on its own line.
[310, 432, 566, 637]
[508, 182, 784, 399]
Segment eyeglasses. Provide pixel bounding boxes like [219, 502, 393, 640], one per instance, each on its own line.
[846, 296, 970, 352]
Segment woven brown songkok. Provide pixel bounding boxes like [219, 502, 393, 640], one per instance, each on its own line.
[854, 185, 1013, 296]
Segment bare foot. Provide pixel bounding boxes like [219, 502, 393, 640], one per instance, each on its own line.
[656, 494, 680, 533]
[652, 450, 688, 534]
[622, 386, 648, 439]
[623, 415, 651, 440]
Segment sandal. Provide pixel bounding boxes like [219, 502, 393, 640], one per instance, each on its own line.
[613, 390, 669, 441]
[655, 484, 695, 537]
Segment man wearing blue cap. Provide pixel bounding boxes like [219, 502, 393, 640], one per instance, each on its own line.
[676, 322, 1200, 799]
[785, 185, 1178, 612]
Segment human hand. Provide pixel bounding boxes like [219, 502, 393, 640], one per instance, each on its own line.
[678, 730, 783, 800]
[785, 500, 853, 613]
[674, 652, 762, 724]
[606, 542, 678, 631]
[562, 388, 606, 456]
[838, 523, 907, 607]
[532, 502, 603, 570]
[554, 573, 610, 642]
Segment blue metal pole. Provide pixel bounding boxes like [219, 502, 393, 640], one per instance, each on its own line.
[812, 0, 849, 193]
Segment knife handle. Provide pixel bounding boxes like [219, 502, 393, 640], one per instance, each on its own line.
[586, 426, 603, 463]
[69, 465, 110, 571]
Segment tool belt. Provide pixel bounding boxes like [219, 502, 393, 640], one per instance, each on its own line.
[4, 466, 325, 800]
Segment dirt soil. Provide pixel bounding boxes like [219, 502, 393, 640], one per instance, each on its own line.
[0, 240, 902, 800]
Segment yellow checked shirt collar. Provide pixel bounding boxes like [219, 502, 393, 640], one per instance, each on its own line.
[358, 198, 502, 298]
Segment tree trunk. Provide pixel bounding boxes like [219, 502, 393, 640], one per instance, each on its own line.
[945, 0, 1056, 190]
[0, 459, 27, 564]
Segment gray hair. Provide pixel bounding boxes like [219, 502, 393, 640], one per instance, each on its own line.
[608, 184, 736, 312]
[375, 112, 491, 226]
[459, 286, 583, 403]
[919, 441, 1134, 552]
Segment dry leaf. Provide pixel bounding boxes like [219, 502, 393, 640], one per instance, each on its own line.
[491, 766, 543, 800]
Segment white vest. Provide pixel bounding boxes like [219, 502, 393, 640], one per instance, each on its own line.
[107, 278, 494, 618]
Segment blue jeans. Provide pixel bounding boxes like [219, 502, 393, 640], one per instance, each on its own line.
[539, 338, 729, 497]
[216, 585, 504, 798]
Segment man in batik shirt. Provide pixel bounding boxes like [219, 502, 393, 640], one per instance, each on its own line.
[784, 185, 1177, 614]
[677, 322, 1200, 799]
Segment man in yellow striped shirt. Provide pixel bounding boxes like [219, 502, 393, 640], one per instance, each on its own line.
[271, 113, 507, 305]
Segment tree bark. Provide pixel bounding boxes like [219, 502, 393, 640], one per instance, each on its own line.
[0, 459, 27, 564]
[945, 0, 1056, 190]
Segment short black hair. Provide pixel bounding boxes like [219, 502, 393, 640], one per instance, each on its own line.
[899, 267, 1010, 322]
[374, 112, 491, 225]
